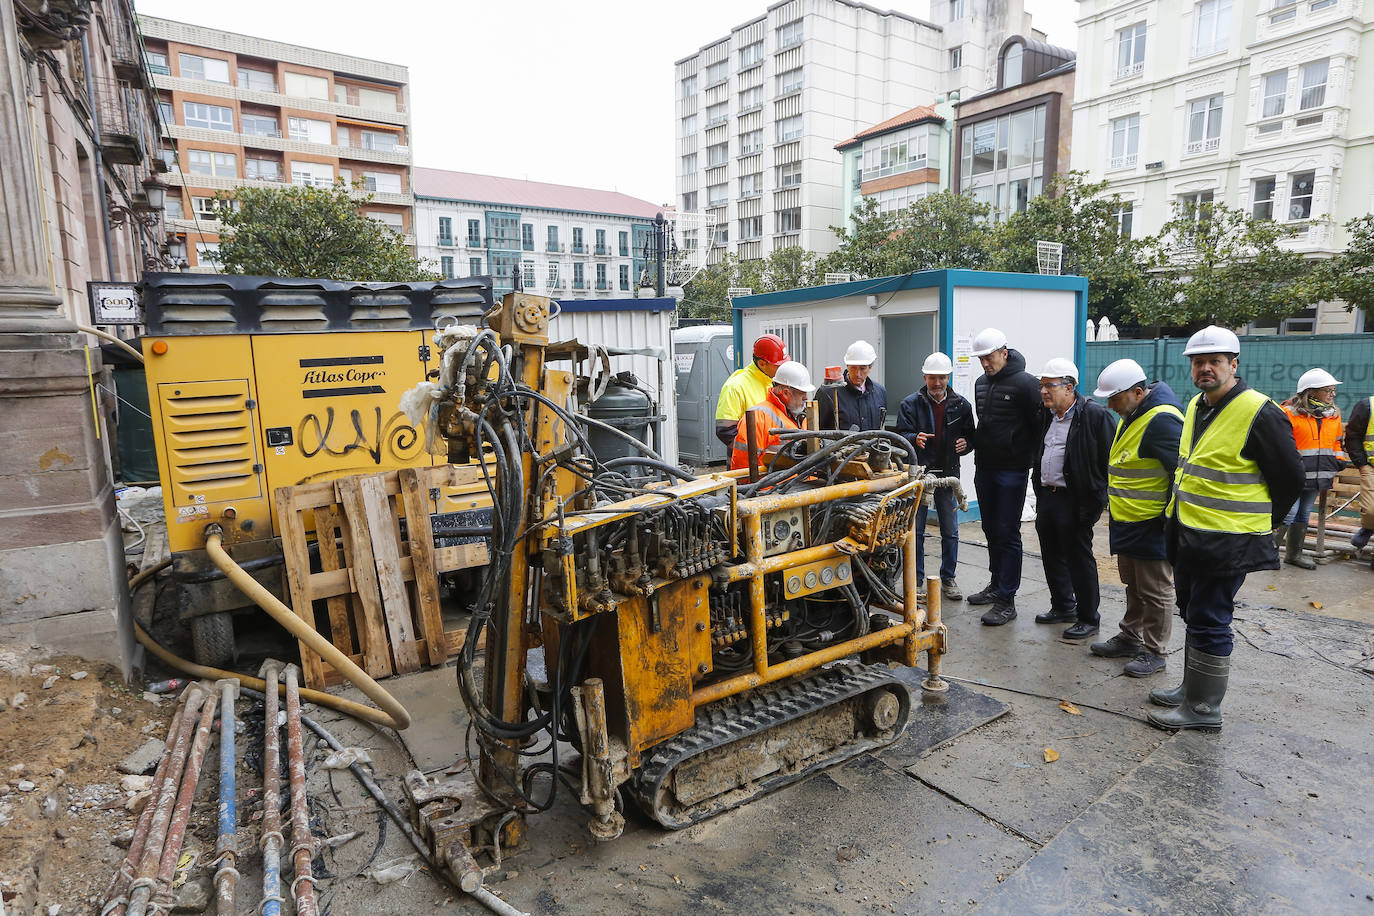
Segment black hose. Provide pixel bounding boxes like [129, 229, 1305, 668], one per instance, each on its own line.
[602, 456, 694, 482]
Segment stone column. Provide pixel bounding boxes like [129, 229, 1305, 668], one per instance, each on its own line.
[0, 2, 135, 677]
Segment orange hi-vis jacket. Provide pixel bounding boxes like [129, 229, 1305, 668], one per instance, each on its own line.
[1283, 403, 1347, 489]
[730, 388, 800, 470]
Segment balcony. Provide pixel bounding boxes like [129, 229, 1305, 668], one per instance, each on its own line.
[1109, 154, 1138, 170]
[110, 23, 145, 87]
[593, 244, 611, 257]
[95, 79, 146, 165]
[437, 236, 454, 248]
[595, 281, 610, 291]
[571, 243, 587, 254]
[485, 236, 520, 251]
[1184, 136, 1221, 155]
[572, 280, 586, 290]
[546, 242, 565, 253]
[548, 279, 565, 290]
[1114, 61, 1144, 81]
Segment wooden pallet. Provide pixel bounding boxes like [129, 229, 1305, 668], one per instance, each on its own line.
[275, 465, 492, 689]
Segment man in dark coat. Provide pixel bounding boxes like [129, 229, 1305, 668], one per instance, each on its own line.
[818, 339, 887, 431]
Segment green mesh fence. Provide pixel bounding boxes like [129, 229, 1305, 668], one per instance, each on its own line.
[1084, 334, 1374, 418]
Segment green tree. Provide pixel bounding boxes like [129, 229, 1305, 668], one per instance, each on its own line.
[1136, 199, 1312, 327]
[819, 198, 901, 278]
[214, 182, 439, 281]
[680, 255, 737, 322]
[820, 191, 992, 278]
[757, 245, 820, 291]
[988, 172, 1148, 329]
[1314, 214, 1374, 321]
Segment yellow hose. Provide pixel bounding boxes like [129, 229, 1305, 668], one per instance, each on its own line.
[129, 539, 412, 730]
[77, 323, 144, 364]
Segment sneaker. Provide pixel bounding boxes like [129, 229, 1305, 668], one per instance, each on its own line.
[1061, 622, 1100, 641]
[1123, 651, 1167, 677]
[1034, 608, 1076, 625]
[941, 578, 963, 601]
[967, 583, 998, 605]
[1090, 634, 1140, 658]
[1352, 528, 1372, 550]
[980, 599, 1017, 626]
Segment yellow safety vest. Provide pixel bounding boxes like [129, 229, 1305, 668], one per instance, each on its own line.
[716, 363, 773, 423]
[1365, 396, 1374, 455]
[1108, 403, 1184, 523]
[1169, 388, 1272, 535]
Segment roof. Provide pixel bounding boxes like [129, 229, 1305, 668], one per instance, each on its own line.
[413, 167, 663, 220]
[835, 105, 943, 150]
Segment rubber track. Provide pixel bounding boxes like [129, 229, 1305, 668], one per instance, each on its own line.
[630, 663, 912, 828]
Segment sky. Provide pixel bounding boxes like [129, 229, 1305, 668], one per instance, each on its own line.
[134, 0, 1078, 206]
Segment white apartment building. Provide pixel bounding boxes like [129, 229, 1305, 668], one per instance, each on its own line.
[1072, 0, 1374, 333]
[674, 0, 1036, 263]
[413, 168, 661, 298]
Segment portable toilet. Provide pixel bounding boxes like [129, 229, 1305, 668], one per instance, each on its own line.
[672, 324, 735, 466]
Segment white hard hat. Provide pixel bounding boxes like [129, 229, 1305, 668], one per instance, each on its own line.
[1040, 357, 1079, 383]
[773, 360, 815, 394]
[843, 340, 877, 366]
[970, 328, 1008, 357]
[1296, 368, 1341, 391]
[921, 352, 954, 375]
[1182, 325, 1241, 357]
[1094, 358, 1148, 398]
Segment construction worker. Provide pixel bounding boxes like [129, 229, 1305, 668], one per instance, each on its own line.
[819, 340, 887, 430]
[729, 361, 814, 471]
[1342, 393, 1374, 564]
[1030, 358, 1116, 643]
[966, 328, 1042, 626]
[715, 333, 789, 447]
[1147, 326, 1302, 731]
[1277, 369, 1348, 570]
[1089, 359, 1184, 677]
[896, 352, 975, 600]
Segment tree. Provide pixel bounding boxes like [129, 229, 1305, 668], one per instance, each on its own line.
[820, 191, 993, 278]
[757, 245, 820, 291]
[680, 255, 737, 323]
[215, 182, 439, 281]
[679, 246, 822, 323]
[1314, 214, 1374, 321]
[819, 198, 901, 278]
[1135, 199, 1312, 328]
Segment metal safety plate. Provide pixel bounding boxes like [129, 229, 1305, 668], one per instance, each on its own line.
[782, 556, 852, 598]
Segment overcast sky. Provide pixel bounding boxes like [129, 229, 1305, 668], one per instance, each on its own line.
[135, 0, 1078, 206]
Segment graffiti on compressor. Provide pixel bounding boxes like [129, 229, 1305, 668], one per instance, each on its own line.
[297, 407, 422, 464]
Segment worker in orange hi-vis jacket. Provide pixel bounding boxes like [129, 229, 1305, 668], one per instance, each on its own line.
[729, 361, 814, 471]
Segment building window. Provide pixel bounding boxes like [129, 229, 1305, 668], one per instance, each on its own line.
[523, 260, 537, 290]
[777, 161, 802, 187]
[861, 125, 931, 179]
[950, 47, 962, 69]
[288, 117, 331, 144]
[872, 186, 927, 214]
[707, 142, 728, 166]
[740, 129, 763, 155]
[776, 207, 802, 233]
[595, 263, 607, 289]
[290, 162, 334, 188]
[245, 157, 281, 181]
[164, 196, 183, 219]
[740, 172, 762, 197]
[241, 114, 279, 138]
[339, 86, 398, 111]
[1261, 70, 1287, 119]
[1310, 0, 1336, 8]
[950, 0, 965, 21]
[777, 68, 803, 95]
[1179, 191, 1215, 231]
[1270, 0, 1297, 23]
[1002, 43, 1023, 87]
[777, 20, 803, 49]
[187, 150, 237, 177]
[682, 152, 697, 174]
[682, 191, 698, 211]
[467, 220, 481, 246]
[595, 228, 607, 254]
[681, 113, 698, 135]
[178, 53, 229, 83]
[469, 257, 483, 276]
[1113, 201, 1134, 238]
[520, 223, 533, 251]
[547, 225, 559, 251]
[1288, 171, 1314, 219]
[439, 217, 453, 245]
[776, 115, 802, 142]
[706, 102, 728, 126]
[572, 227, 584, 253]
[1193, 0, 1231, 57]
[739, 41, 763, 69]
[739, 216, 762, 239]
[344, 128, 399, 151]
[489, 214, 519, 249]
[284, 72, 329, 100]
[440, 256, 455, 279]
[619, 231, 629, 256]
[619, 264, 630, 290]
[760, 319, 809, 366]
[1116, 23, 1146, 78]
[739, 86, 762, 110]
[705, 60, 727, 85]
[195, 241, 221, 268]
[1299, 59, 1328, 110]
[1109, 115, 1139, 169]
[182, 101, 232, 132]
[192, 196, 237, 220]
[1185, 95, 1223, 154]
[713, 225, 728, 246]
[681, 74, 697, 97]
[362, 171, 402, 194]
[573, 262, 585, 289]
[1252, 177, 1276, 220]
[959, 105, 1048, 220]
[237, 67, 276, 92]
[158, 100, 174, 125]
[707, 183, 727, 208]
[147, 51, 169, 75]
[547, 262, 561, 288]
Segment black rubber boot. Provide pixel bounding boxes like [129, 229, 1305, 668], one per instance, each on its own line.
[1272, 525, 1287, 549]
[1147, 648, 1228, 731]
[1286, 524, 1316, 569]
[1148, 645, 1190, 707]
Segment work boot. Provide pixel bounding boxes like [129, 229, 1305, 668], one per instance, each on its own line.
[1351, 528, 1371, 550]
[1286, 524, 1316, 569]
[1149, 646, 1192, 707]
[980, 599, 1017, 626]
[941, 577, 963, 601]
[967, 583, 998, 605]
[1091, 633, 1139, 658]
[1123, 650, 1166, 678]
[1146, 649, 1228, 731]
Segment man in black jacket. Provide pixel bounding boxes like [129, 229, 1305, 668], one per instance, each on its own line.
[1343, 393, 1374, 562]
[818, 340, 887, 430]
[968, 328, 1043, 625]
[1030, 358, 1116, 642]
[896, 352, 975, 600]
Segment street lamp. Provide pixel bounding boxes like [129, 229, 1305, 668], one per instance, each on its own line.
[142, 175, 167, 212]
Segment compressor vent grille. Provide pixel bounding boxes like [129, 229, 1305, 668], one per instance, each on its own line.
[157, 379, 263, 507]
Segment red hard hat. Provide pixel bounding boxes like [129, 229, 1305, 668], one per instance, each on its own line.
[753, 333, 788, 365]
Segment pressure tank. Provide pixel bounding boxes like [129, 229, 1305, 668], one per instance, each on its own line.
[586, 377, 654, 465]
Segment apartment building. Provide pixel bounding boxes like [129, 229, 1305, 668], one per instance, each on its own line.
[139, 17, 413, 271]
[1071, 0, 1374, 333]
[413, 168, 661, 298]
[674, 0, 1036, 262]
[834, 103, 952, 226]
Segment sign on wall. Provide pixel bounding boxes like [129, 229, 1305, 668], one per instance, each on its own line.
[87, 282, 143, 326]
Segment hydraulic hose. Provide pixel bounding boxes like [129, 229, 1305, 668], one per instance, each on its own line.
[78, 323, 144, 364]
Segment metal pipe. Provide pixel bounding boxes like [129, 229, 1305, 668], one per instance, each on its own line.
[722, 541, 850, 584]
[745, 407, 760, 483]
[260, 662, 284, 916]
[214, 679, 239, 915]
[737, 476, 900, 515]
[903, 529, 923, 667]
[138, 688, 219, 916]
[470, 885, 531, 916]
[101, 688, 195, 914]
[579, 678, 624, 841]
[742, 512, 768, 676]
[284, 666, 318, 916]
[922, 574, 947, 692]
[117, 685, 206, 916]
